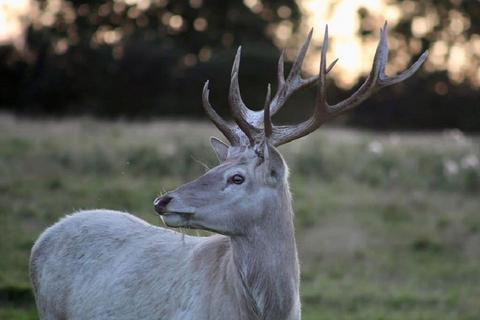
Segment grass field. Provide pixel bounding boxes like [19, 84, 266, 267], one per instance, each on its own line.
[1, 113, 479, 319]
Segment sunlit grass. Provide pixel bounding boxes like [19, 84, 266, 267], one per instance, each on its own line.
[0, 114, 479, 319]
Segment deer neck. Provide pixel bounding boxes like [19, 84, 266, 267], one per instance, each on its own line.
[229, 186, 299, 319]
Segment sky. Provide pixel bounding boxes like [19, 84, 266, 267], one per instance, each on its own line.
[0, 0, 30, 49]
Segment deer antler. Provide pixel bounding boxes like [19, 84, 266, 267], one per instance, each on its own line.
[203, 22, 428, 147]
[202, 81, 245, 146]
[202, 28, 336, 146]
[269, 22, 428, 146]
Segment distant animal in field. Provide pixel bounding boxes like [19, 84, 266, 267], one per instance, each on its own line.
[30, 23, 427, 320]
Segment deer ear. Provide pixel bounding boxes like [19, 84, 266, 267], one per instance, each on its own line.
[210, 137, 229, 162]
[261, 142, 286, 184]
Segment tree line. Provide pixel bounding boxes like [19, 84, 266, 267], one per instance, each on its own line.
[0, 0, 478, 131]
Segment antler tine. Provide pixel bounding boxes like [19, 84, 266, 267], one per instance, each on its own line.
[269, 29, 314, 116]
[263, 83, 272, 138]
[380, 49, 429, 86]
[269, 28, 339, 118]
[202, 81, 240, 146]
[326, 57, 339, 74]
[277, 49, 286, 87]
[287, 28, 313, 83]
[229, 46, 258, 145]
[270, 25, 334, 146]
[316, 25, 330, 116]
[329, 21, 428, 114]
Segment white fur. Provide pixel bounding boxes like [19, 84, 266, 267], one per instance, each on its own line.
[30, 147, 300, 320]
[32, 210, 240, 319]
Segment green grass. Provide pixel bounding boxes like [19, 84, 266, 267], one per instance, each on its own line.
[0, 114, 479, 319]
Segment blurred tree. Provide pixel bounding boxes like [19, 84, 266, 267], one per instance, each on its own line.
[1, 0, 300, 117]
[347, 0, 480, 131]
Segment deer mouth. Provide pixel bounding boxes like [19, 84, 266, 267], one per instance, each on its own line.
[160, 211, 194, 218]
[153, 196, 198, 227]
[158, 211, 194, 227]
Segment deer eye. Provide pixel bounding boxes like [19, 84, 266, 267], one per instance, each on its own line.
[229, 174, 245, 185]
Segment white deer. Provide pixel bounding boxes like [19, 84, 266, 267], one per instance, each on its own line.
[30, 24, 427, 320]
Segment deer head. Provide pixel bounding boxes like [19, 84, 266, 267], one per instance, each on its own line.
[153, 23, 428, 236]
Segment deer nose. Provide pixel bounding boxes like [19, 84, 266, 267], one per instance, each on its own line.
[154, 195, 173, 214]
